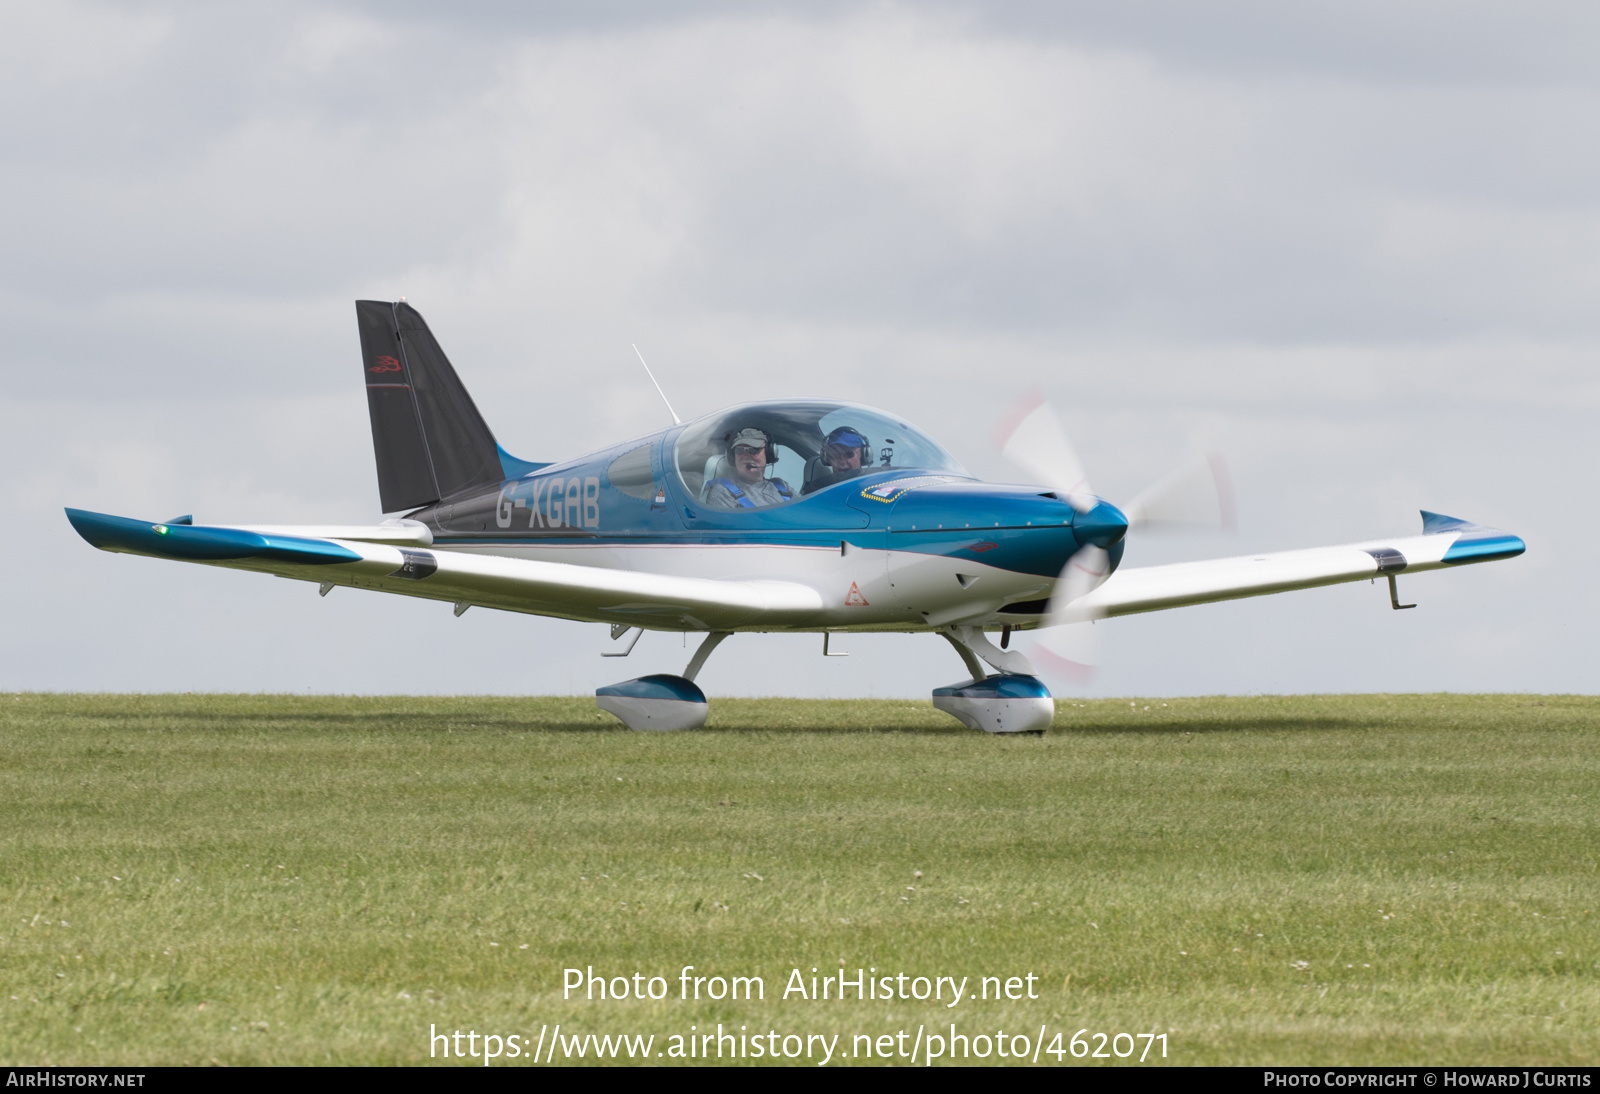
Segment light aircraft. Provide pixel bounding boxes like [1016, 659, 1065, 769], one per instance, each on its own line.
[66, 301, 1526, 733]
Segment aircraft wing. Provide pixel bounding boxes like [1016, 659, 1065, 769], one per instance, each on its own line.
[64, 509, 823, 631]
[1061, 513, 1524, 621]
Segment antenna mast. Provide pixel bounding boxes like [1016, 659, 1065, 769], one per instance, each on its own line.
[632, 344, 681, 425]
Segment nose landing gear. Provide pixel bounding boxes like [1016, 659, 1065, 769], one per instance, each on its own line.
[932, 625, 1055, 734]
[932, 674, 1055, 734]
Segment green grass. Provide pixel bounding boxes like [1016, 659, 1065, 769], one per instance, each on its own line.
[0, 692, 1596, 1066]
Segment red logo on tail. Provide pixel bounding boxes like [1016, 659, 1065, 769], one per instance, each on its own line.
[845, 582, 869, 606]
[368, 356, 402, 373]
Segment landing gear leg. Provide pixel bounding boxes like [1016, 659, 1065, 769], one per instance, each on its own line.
[941, 624, 1038, 678]
[596, 630, 733, 731]
[684, 631, 732, 682]
[931, 626, 1054, 735]
[938, 629, 988, 683]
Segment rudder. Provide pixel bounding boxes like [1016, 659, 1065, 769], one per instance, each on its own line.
[355, 300, 504, 513]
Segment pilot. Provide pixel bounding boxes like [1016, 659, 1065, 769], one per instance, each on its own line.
[705, 427, 795, 509]
[820, 425, 872, 478]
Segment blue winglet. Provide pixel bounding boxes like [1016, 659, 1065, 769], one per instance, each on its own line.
[1420, 510, 1526, 565]
[65, 509, 362, 566]
[1421, 510, 1482, 534]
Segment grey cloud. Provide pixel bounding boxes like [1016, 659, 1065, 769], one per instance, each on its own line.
[1, 2, 1592, 697]
[957, 1, 1600, 86]
[319, 0, 1600, 88]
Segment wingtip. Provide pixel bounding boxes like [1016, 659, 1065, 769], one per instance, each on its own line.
[1421, 510, 1526, 564]
[64, 507, 119, 549]
[62, 508, 363, 565]
[64, 507, 206, 556]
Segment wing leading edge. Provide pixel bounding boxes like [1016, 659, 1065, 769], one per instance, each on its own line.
[64, 509, 822, 631]
[1059, 511, 1524, 622]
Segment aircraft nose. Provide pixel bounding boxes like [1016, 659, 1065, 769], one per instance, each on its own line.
[1073, 498, 1129, 549]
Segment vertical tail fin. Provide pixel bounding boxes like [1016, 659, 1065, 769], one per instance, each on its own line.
[355, 300, 504, 513]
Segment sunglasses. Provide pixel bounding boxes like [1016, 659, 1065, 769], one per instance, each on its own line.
[731, 445, 765, 458]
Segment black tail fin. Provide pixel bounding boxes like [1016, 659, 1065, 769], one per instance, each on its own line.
[355, 300, 504, 513]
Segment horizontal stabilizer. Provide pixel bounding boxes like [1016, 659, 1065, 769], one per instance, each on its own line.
[210, 520, 434, 546]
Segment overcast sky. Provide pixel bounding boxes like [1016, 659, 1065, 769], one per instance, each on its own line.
[3, 1, 1594, 699]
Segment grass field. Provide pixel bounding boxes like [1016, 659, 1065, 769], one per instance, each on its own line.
[0, 692, 1595, 1067]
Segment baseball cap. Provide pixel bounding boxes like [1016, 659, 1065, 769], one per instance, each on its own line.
[727, 428, 770, 450]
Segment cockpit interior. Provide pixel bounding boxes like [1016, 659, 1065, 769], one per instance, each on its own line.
[671, 401, 970, 507]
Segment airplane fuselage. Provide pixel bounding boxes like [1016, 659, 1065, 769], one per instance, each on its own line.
[405, 421, 1124, 633]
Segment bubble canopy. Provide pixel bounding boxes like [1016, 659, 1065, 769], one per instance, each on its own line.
[672, 400, 970, 503]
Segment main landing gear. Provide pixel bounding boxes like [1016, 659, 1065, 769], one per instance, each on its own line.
[931, 625, 1055, 735]
[597, 625, 1055, 735]
[596, 631, 730, 731]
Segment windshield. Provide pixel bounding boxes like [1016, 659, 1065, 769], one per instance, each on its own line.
[673, 400, 969, 508]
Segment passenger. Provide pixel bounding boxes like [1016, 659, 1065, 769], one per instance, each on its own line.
[820, 425, 872, 479]
[704, 428, 795, 509]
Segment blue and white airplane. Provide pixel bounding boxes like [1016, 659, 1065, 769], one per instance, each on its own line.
[66, 301, 1526, 734]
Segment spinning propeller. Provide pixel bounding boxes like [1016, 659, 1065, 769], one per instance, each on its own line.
[994, 392, 1235, 683]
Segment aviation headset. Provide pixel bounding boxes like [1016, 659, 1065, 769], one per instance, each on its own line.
[724, 427, 779, 467]
[822, 425, 872, 468]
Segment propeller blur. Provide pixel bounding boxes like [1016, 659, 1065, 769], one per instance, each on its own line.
[66, 302, 1526, 733]
[994, 390, 1249, 681]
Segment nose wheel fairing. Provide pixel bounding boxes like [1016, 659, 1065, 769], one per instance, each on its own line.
[932, 674, 1055, 734]
[931, 625, 1055, 734]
